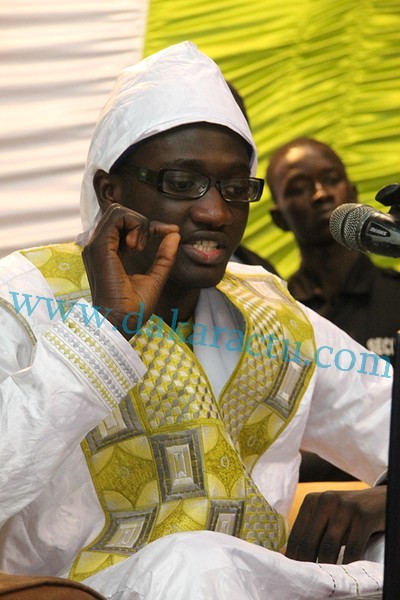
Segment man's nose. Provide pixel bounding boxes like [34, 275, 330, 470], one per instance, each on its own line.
[190, 185, 234, 226]
[311, 181, 330, 202]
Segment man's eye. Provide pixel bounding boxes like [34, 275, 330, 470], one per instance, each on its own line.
[323, 173, 343, 186]
[286, 182, 312, 197]
[224, 183, 247, 198]
[164, 174, 197, 193]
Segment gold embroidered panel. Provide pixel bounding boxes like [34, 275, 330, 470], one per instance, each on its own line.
[217, 270, 316, 472]
[70, 315, 287, 581]
[20, 244, 316, 582]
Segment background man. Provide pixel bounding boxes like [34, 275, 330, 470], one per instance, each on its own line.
[268, 137, 400, 366]
[268, 136, 400, 481]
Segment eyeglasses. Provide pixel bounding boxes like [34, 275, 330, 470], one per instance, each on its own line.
[117, 164, 264, 203]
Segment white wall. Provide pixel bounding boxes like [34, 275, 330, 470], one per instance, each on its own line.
[0, 0, 148, 258]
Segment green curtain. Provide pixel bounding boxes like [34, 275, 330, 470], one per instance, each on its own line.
[144, 0, 400, 278]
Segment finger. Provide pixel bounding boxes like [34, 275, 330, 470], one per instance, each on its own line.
[342, 519, 369, 564]
[149, 221, 180, 236]
[146, 231, 180, 286]
[287, 491, 348, 562]
[126, 220, 179, 252]
[315, 519, 350, 564]
[328, 487, 386, 563]
[92, 204, 149, 250]
[286, 494, 321, 561]
[116, 210, 150, 251]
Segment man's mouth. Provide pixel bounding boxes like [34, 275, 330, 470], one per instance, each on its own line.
[190, 240, 219, 251]
[182, 239, 227, 265]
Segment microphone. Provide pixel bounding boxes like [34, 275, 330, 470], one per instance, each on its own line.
[329, 203, 400, 258]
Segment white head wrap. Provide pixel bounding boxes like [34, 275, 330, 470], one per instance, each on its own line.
[79, 41, 258, 235]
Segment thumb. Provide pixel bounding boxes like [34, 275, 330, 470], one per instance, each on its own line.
[147, 231, 180, 286]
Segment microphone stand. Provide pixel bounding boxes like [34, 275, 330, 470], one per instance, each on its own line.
[350, 183, 400, 598]
[382, 330, 400, 599]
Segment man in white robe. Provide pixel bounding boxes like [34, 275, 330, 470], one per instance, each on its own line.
[0, 41, 389, 599]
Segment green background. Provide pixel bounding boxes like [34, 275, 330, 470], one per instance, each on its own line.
[144, 0, 400, 278]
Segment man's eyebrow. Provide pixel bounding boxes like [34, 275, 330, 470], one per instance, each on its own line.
[285, 166, 344, 181]
[284, 171, 308, 184]
[166, 159, 205, 169]
[164, 158, 251, 172]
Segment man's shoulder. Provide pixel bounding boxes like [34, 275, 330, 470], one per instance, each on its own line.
[19, 242, 87, 300]
[19, 242, 84, 275]
[19, 241, 82, 261]
[286, 268, 313, 302]
[0, 241, 81, 273]
[362, 259, 400, 296]
[0, 242, 87, 301]
[373, 263, 400, 281]
[222, 262, 291, 300]
[225, 261, 281, 281]
[0, 250, 33, 291]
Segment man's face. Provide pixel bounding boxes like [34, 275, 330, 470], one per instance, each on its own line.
[114, 123, 251, 289]
[270, 142, 356, 247]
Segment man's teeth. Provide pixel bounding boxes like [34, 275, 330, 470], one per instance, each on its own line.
[190, 240, 219, 251]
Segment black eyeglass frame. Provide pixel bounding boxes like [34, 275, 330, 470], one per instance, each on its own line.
[116, 164, 264, 203]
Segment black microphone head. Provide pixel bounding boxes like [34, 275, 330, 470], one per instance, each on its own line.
[329, 203, 375, 250]
[375, 183, 400, 207]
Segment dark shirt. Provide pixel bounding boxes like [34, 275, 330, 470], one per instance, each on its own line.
[290, 253, 400, 482]
[288, 253, 400, 365]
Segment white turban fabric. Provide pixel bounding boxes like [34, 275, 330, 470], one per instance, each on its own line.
[79, 41, 258, 234]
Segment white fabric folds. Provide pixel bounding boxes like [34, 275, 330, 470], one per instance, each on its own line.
[84, 531, 383, 600]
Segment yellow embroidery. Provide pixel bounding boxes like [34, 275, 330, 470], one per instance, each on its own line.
[44, 330, 119, 411]
[20, 243, 90, 302]
[218, 270, 315, 472]
[22, 243, 314, 582]
[66, 319, 129, 390]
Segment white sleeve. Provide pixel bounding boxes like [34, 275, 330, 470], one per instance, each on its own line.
[300, 304, 391, 485]
[0, 297, 146, 526]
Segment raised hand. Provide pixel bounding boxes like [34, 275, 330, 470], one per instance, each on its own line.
[286, 485, 386, 563]
[82, 204, 180, 340]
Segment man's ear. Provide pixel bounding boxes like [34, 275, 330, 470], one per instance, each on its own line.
[270, 205, 291, 231]
[93, 169, 122, 213]
[349, 182, 358, 202]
